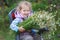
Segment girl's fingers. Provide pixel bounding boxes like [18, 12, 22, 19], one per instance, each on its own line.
[19, 27, 25, 32]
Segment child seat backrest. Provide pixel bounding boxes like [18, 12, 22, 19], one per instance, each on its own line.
[8, 8, 16, 24]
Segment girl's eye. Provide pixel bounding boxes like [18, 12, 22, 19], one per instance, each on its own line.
[23, 10, 30, 12]
[23, 10, 25, 11]
[27, 10, 30, 11]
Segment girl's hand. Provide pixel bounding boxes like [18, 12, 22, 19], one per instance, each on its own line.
[18, 26, 25, 32]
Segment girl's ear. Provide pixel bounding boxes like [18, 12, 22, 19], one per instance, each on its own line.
[30, 10, 33, 13]
[28, 10, 33, 16]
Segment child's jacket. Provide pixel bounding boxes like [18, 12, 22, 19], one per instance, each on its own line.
[10, 11, 33, 32]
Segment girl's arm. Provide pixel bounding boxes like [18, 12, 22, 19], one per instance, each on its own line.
[10, 18, 22, 32]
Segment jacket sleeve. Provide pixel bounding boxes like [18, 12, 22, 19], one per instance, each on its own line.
[10, 18, 22, 32]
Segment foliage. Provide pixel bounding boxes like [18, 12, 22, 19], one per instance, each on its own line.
[32, 3, 48, 11]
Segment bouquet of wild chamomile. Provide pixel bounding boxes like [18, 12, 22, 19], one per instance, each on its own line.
[18, 10, 57, 40]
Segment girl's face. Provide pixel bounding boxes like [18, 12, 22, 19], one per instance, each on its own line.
[20, 5, 31, 18]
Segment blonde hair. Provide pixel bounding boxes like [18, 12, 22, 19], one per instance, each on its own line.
[16, 1, 32, 12]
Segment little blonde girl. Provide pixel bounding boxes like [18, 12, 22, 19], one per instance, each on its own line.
[10, 1, 34, 40]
